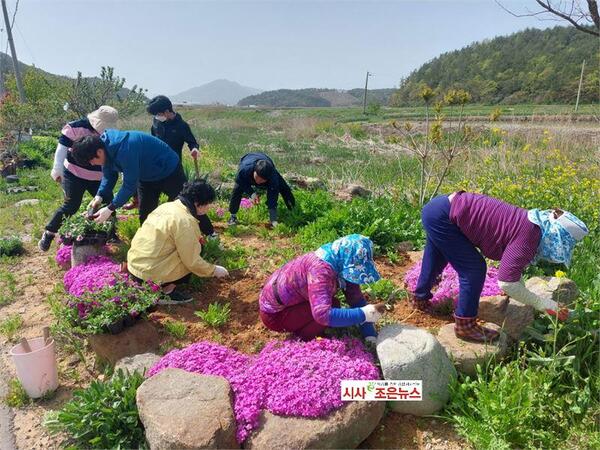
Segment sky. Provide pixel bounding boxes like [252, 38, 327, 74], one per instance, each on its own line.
[7, 0, 554, 96]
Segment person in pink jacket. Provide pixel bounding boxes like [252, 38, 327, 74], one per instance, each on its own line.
[38, 106, 118, 251]
[259, 234, 386, 342]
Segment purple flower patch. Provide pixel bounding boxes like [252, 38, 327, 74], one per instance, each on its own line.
[63, 255, 120, 297]
[148, 338, 379, 443]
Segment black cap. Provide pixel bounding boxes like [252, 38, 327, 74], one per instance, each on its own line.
[147, 95, 173, 114]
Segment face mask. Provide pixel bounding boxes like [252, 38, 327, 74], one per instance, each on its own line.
[155, 115, 167, 122]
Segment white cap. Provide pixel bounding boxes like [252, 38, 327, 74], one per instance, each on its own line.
[87, 105, 118, 134]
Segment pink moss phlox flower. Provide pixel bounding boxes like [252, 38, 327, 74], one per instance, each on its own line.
[63, 255, 120, 297]
[55, 245, 72, 269]
[216, 207, 225, 218]
[404, 259, 503, 308]
[240, 197, 253, 209]
[148, 338, 379, 443]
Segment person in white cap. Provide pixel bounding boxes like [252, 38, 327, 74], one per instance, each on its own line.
[38, 105, 118, 251]
[412, 191, 588, 342]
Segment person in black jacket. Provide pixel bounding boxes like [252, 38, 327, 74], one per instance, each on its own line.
[228, 152, 295, 228]
[139, 95, 216, 237]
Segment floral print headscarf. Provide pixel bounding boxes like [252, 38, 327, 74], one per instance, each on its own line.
[527, 209, 588, 266]
[315, 234, 381, 284]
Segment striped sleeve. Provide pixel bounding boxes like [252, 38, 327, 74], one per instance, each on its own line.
[498, 226, 541, 282]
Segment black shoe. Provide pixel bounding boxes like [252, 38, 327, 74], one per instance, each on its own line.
[38, 231, 55, 252]
[158, 290, 194, 305]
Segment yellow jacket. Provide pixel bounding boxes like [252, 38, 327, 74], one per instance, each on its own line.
[127, 199, 215, 283]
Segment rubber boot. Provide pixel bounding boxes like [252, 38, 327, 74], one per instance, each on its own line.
[454, 314, 499, 342]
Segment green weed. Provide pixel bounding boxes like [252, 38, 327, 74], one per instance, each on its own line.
[0, 236, 24, 257]
[163, 320, 187, 339]
[0, 314, 24, 341]
[0, 269, 18, 305]
[195, 302, 231, 328]
[4, 379, 30, 407]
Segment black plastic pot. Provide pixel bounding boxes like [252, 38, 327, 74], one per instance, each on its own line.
[105, 317, 125, 335]
[123, 315, 135, 328]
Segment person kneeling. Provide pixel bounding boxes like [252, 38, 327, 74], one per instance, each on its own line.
[259, 234, 386, 342]
[127, 180, 229, 304]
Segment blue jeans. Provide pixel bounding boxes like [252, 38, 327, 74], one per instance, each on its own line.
[415, 195, 486, 317]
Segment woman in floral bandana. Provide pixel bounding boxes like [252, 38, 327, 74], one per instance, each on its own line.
[413, 191, 589, 342]
[259, 234, 386, 341]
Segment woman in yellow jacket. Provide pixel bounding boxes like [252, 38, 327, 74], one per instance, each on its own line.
[127, 180, 229, 304]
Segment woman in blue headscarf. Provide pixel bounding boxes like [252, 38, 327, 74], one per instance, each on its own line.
[259, 234, 386, 341]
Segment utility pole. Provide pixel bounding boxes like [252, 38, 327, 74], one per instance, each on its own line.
[574, 59, 585, 112]
[1, 0, 25, 103]
[362, 71, 371, 114]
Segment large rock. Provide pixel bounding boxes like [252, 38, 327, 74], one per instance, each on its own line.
[88, 321, 160, 365]
[525, 276, 579, 307]
[71, 244, 105, 267]
[14, 198, 40, 207]
[436, 323, 509, 377]
[479, 296, 536, 341]
[137, 368, 238, 449]
[284, 173, 326, 190]
[245, 401, 384, 449]
[335, 184, 372, 201]
[114, 352, 160, 376]
[376, 324, 456, 415]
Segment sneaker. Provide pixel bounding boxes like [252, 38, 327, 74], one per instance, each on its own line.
[38, 231, 55, 252]
[227, 215, 238, 226]
[158, 290, 194, 305]
[207, 232, 219, 241]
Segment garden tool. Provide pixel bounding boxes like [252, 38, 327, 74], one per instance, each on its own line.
[193, 157, 200, 179]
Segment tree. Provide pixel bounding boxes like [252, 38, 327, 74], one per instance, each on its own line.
[0, 68, 69, 135]
[67, 66, 147, 118]
[497, 0, 599, 36]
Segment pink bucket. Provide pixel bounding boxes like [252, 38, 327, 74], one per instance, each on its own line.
[9, 337, 58, 398]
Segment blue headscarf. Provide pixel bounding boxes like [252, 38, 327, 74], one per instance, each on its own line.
[315, 234, 381, 284]
[527, 209, 589, 266]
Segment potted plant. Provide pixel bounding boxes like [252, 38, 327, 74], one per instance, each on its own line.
[58, 208, 114, 246]
[66, 276, 164, 335]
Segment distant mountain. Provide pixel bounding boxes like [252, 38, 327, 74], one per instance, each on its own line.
[171, 79, 262, 105]
[238, 88, 395, 107]
[392, 26, 600, 105]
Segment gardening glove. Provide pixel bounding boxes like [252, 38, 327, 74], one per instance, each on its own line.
[93, 206, 113, 224]
[250, 192, 260, 205]
[270, 221, 279, 228]
[365, 336, 378, 345]
[190, 148, 199, 160]
[545, 306, 571, 322]
[213, 265, 229, 278]
[88, 195, 103, 210]
[50, 168, 63, 183]
[360, 304, 386, 323]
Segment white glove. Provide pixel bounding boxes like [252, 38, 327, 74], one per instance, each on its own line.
[190, 148, 199, 159]
[365, 336, 378, 345]
[270, 221, 279, 227]
[51, 143, 68, 181]
[213, 265, 229, 278]
[51, 168, 63, 183]
[250, 192, 259, 202]
[88, 196, 103, 210]
[360, 304, 383, 323]
[93, 206, 113, 224]
[498, 280, 558, 312]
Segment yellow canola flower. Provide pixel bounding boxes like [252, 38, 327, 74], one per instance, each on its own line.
[555, 270, 566, 278]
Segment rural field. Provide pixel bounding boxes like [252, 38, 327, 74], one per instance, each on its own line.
[0, 102, 598, 449]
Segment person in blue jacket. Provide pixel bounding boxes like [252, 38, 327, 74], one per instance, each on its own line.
[70, 130, 186, 224]
[228, 152, 295, 228]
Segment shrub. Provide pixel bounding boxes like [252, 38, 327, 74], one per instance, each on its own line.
[18, 136, 56, 168]
[346, 123, 367, 139]
[0, 314, 24, 341]
[195, 302, 231, 328]
[44, 370, 146, 449]
[0, 236, 24, 257]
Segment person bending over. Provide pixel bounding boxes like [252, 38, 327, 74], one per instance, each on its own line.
[259, 234, 386, 342]
[228, 152, 295, 228]
[413, 191, 588, 342]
